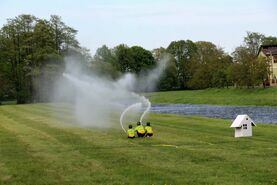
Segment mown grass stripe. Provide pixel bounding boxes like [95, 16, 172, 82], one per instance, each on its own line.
[0, 105, 227, 184]
[0, 104, 276, 184]
[0, 107, 125, 184]
[1, 106, 151, 184]
[0, 124, 56, 184]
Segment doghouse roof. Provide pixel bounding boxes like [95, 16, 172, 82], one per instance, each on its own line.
[230, 115, 256, 128]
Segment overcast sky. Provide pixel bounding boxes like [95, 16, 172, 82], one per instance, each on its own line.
[1, 0, 276, 54]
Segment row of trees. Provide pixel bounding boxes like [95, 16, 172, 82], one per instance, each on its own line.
[1, 14, 277, 104]
[92, 32, 275, 90]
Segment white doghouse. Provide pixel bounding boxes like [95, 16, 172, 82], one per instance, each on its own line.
[230, 115, 256, 138]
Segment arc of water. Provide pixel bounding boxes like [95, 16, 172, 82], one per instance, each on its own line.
[120, 103, 142, 133]
[140, 99, 151, 124]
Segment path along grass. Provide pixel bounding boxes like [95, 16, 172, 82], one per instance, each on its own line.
[0, 103, 276, 184]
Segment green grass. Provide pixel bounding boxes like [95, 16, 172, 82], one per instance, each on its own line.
[146, 88, 277, 106]
[0, 103, 276, 185]
[0, 101, 16, 105]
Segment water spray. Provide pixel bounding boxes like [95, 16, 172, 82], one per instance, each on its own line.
[140, 98, 151, 123]
[60, 57, 167, 130]
[120, 103, 142, 133]
[119, 96, 151, 133]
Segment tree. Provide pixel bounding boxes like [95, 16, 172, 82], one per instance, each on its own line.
[231, 46, 270, 88]
[50, 15, 79, 54]
[262, 36, 277, 45]
[230, 32, 272, 88]
[157, 57, 178, 90]
[244, 31, 265, 55]
[189, 41, 232, 89]
[91, 45, 118, 78]
[93, 45, 115, 64]
[166, 40, 198, 89]
[152, 48, 178, 90]
[129, 46, 155, 73]
[0, 59, 15, 104]
[113, 44, 134, 73]
[254, 56, 270, 87]
[0, 14, 81, 103]
[113, 44, 155, 74]
[152, 47, 167, 61]
[0, 15, 38, 103]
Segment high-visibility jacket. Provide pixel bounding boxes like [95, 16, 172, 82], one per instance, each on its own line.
[135, 125, 145, 134]
[127, 129, 135, 137]
[145, 126, 153, 134]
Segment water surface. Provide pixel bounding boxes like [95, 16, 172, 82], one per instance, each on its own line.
[151, 104, 277, 124]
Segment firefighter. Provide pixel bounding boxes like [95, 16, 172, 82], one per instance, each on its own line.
[145, 122, 153, 137]
[127, 125, 135, 139]
[135, 121, 145, 137]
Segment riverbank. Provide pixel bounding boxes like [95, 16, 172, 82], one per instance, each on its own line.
[146, 88, 277, 106]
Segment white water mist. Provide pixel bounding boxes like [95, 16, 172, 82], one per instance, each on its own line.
[55, 57, 168, 131]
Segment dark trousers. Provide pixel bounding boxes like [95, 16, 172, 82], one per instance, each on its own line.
[137, 132, 145, 137]
[128, 136, 135, 139]
[146, 133, 153, 137]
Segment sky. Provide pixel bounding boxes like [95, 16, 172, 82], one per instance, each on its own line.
[1, 0, 276, 55]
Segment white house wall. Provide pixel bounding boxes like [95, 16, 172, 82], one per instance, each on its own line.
[234, 118, 253, 137]
[241, 122, 252, 137]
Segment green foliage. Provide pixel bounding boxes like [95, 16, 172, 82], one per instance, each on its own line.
[167, 40, 198, 89]
[262, 36, 277, 45]
[231, 43, 270, 88]
[112, 44, 156, 74]
[152, 47, 167, 60]
[90, 45, 117, 79]
[92, 44, 156, 77]
[113, 44, 134, 73]
[157, 55, 178, 90]
[50, 15, 79, 53]
[244, 31, 265, 55]
[93, 45, 115, 64]
[0, 13, 275, 102]
[0, 14, 81, 103]
[0, 61, 14, 103]
[188, 41, 232, 89]
[152, 47, 178, 90]
[129, 46, 155, 73]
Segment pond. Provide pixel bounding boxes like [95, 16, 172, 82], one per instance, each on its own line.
[151, 104, 277, 124]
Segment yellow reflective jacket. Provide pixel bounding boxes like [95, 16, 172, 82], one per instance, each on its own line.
[145, 126, 153, 134]
[135, 125, 145, 134]
[127, 129, 135, 137]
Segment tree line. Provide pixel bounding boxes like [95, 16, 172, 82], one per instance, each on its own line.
[0, 14, 277, 104]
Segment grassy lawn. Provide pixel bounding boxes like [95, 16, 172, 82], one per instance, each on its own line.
[146, 88, 277, 106]
[0, 103, 276, 185]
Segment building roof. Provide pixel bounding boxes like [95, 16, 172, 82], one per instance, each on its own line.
[258, 44, 277, 56]
[230, 114, 256, 128]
